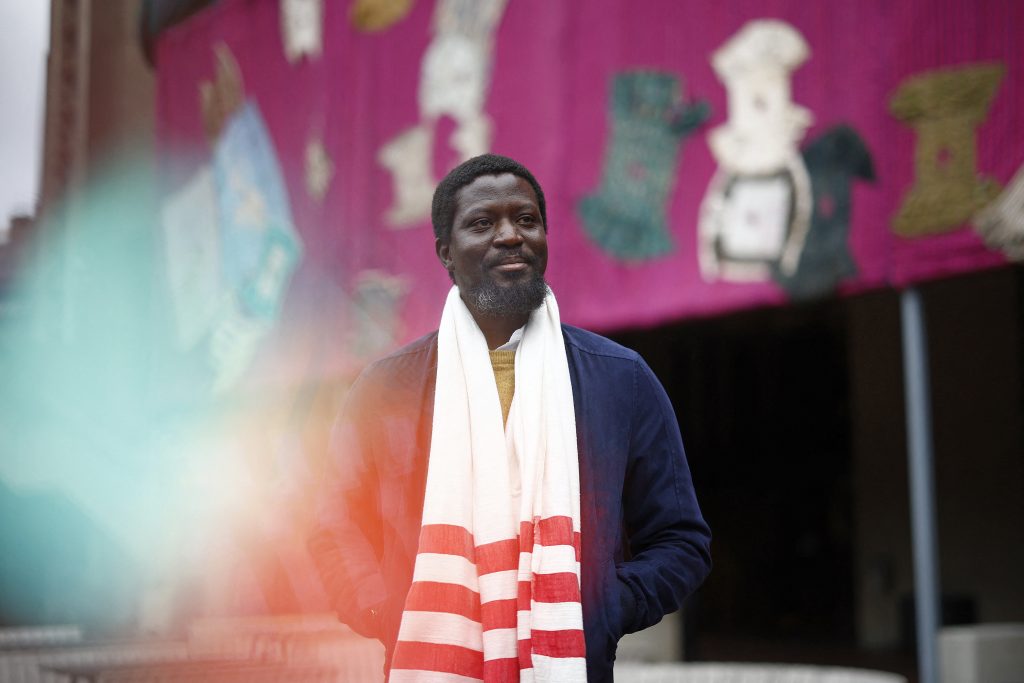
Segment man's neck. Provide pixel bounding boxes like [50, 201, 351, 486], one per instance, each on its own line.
[471, 310, 530, 350]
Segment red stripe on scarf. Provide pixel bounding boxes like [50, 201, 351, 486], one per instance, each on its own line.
[391, 641, 484, 678]
[516, 575, 582, 610]
[518, 640, 533, 670]
[404, 582, 518, 630]
[530, 629, 587, 658]
[533, 572, 582, 602]
[484, 657, 521, 679]
[418, 521, 580, 566]
[518, 580, 531, 611]
[520, 516, 582, 561]
[476, 538, 521, 575]
[417, 524, 475, 560]
[481, 598, 517, 629]
[404, 581, 481, 622]
[417, 525, 526, 575]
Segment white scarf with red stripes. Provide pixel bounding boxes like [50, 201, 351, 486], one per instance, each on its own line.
[389, 286, 586, 682]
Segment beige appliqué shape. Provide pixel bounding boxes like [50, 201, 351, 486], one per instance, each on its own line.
[698, 19, 814, 282]
[377, 0, 508, 227]
[305, 136, 334, 202]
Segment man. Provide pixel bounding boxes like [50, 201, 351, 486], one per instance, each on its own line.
[309, 154, 710, 682]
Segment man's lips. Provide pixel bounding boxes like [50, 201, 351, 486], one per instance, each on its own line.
[488, 254, 534, 272]
[493, 261, 529, 272]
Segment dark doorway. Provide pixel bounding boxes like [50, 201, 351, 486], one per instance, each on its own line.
[611, 298, 855, 652]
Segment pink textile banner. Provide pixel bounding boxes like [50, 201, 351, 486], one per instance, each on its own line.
[155, 0, 1024, 382]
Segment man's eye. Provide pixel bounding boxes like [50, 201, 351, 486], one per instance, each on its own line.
[471, 218, 493, 229]
[518, 215, 537, 226]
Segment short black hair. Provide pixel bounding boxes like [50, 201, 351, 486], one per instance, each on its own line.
[431, 153, 547, 243]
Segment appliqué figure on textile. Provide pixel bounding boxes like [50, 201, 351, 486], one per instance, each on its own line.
[973, 161, 1024, 260]
[889, 63, 1004, 237]
[166, 69, 305, 393]
[209, 102, 303, 391]
[772, 125, 875, 300]
[377, 0, 508, 227]
[161, 166, 223, 351]
[578, 71, 709, 261]
[349, 0, 414, 32]
[280, 0, 323, 63]
[199, 43, 245, 144]
[305, 135, 334, 202]
[698, 19, 813, 282]
[348, 270, 409, 358]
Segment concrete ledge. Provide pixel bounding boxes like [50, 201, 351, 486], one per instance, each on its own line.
[940, 623, 1024, 683]
[615, 662, 907, 683]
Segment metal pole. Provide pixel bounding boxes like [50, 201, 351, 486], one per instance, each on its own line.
[899, 287, 941, 683]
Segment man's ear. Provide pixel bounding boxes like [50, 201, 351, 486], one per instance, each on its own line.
[436, 237, 451, 271]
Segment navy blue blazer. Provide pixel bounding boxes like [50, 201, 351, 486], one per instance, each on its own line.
[309, 325, 711, 682]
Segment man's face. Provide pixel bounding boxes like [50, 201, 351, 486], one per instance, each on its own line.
[436, 173, 548, 318]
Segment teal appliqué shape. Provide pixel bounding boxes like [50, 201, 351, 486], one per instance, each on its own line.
[578, 71, 709, 261]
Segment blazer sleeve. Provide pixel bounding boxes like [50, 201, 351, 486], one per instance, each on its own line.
[307, 373, 390, 639]
[615, 356, 712, 634]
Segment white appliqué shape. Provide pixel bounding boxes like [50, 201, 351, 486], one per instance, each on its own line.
[974, 161, 1024, 260]
[377, 0, 508, 228]
[281, 0, 323, 63]
[699, 19, 814, 282]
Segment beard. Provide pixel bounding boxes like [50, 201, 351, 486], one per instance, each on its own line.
[463, 271, 549, 317]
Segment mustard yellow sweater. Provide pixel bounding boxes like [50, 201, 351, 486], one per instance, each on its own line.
[489, 350, 516, 425]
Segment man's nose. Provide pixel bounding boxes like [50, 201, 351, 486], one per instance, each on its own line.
[493, 217, 524, 245]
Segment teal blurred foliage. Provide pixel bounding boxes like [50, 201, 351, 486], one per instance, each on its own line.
[0, 156, 210, 631]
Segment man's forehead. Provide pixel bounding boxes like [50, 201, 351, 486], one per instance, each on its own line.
[455, 173, 538, 207]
